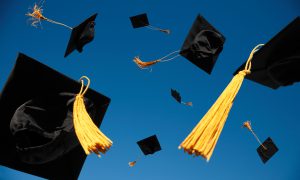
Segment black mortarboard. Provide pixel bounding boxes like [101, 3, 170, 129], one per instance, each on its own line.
[0, 53, 110, 179]
[257, 137, 279, 163]
[130, 13, 149, 28]
[180, 15, 225, 74]
[171, 89, 181, 103]
[64, 13, 98, 58]
[234, 17, 300, 89]
[137, 135, 161, 155]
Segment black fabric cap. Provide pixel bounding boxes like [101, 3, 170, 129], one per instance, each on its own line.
[64, 13, 98, 58]
[257, 137, 279, 164]
[137, 135, 161, 155]
[180, 15, 225, 74]
[171, 89, 181, 103]
[234, 17, 300, 89]
[0, 53, 110, 179]
[129, 13, 149, 28]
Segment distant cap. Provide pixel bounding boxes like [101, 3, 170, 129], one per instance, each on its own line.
[180, 15, 226, 74]
[171, 89, 182, 103]
[257, 137, 279, 163]
[137, 135, 161, 155]
[129, 13, 149, 28]
[64, 13, 98, 57]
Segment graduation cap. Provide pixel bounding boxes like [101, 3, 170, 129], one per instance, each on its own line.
[130, 13, 171, 34]
[64, 13, 98, 57]
[242, 121, 278, 164]
[129, 135, 161, 167]
[171, 89, 192, 106]
[0, 53, 111, 179]
[257, 137, 279, 163]
[180, 15, 225, 74]
[234, 17, 300, 89]
[26, 2, 97, 58]
[133, 14, 225, 74]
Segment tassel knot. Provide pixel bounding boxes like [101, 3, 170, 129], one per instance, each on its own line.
[238, 70, 251, 76]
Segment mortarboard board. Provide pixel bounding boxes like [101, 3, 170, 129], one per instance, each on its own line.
[133, 14, 225, 74]
[257, 137, 279, 163]
[130, 13, 149, 28]
[234, 17, 300, 89]
[64, 13, 98, 57]
[137, 135, 162, 155]
[180, 15, 226, 74]
[128, 135, 161, 167]
[129, 135, 161, 167]
[0, 53, 110, 179]
[129, 13, 170, 34]
[171, 89, 181, 103]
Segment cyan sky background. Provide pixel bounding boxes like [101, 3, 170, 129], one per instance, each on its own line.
[0, 0, 299, 179]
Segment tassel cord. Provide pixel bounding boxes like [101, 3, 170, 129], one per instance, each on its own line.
[250, 129, 267, 150]
[146, 25, 171, 34]
[45, 18, 73, 30]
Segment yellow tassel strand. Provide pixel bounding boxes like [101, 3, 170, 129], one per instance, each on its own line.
[26, 1, 73, 29]
[178, 44, 264, 161]
[242, 121, 267, 150]
[73, 76, 112, 157]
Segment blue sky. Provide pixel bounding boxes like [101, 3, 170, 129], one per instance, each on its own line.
[0, 0, 299, 179]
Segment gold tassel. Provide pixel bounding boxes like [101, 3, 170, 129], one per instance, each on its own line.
[133, 56, 161, 69]
[26, 1, 73, 30]
[242, 121, 267, 150]
[133, 50, 180, 70]
[128, 161, 137, 167]
[178, 44, 264, 161]
[73, 76, 113, 157]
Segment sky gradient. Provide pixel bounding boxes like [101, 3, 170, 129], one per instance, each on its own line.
[0, 0, 299, 179]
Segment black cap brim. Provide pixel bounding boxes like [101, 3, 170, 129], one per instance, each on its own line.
[137, 135, 161, 155]
[180, 15, 225, 74]
[129, 13, 150, 28]
[0, 53, 110, 179]
[234, 17, 300, 89]
[64, 13, 98, 58]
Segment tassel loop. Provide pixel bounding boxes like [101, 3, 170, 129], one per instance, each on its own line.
[244, 44, 264, 72]
[78, 76, 90, 96]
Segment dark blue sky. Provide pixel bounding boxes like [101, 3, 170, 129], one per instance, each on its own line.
[0, 0, 299, 179]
